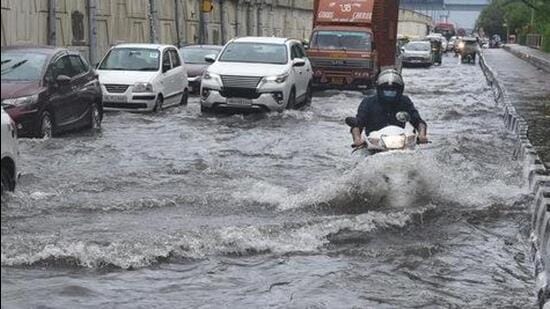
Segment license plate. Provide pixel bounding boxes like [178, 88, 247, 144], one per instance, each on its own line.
[227, 98, 252, 105]
[331, 77, 344, 85]
[104, 95, 127, 103]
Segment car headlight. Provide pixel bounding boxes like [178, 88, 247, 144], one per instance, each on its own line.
[1, 94, 39, 107]
[202, 71, 222, 85]
[133, 82, 154, 92]
[262, 73, 289, 84]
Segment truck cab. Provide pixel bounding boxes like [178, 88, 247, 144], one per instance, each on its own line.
[307, 0, 399, 91]
[308, 25, 375, 90]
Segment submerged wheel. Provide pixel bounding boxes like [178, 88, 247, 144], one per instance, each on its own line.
[153, 96, 163, 112]
[180, 89, 189, 106]
[303, 83, 313, 107]
[40, 111, 53, 138]
[286, 88, 296, 110]
[89, 102, 102, 130]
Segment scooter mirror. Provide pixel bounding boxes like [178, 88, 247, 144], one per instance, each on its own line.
[396, 111, 410, 123]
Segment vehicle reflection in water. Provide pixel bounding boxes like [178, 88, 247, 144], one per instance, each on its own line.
[0, 55, 534, 308]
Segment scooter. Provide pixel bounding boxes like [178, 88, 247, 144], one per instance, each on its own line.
[346, 112, 418, 154]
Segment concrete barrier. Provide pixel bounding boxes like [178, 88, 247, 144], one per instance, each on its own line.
[479, 51, 550, 308]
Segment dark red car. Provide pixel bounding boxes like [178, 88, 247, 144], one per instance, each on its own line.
[179, 45, 222, 93]
[1, 45, 103, 138]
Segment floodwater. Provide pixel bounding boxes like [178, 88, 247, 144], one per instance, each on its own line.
[1, 56, 536, 308]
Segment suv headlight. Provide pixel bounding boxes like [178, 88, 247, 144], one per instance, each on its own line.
[133, 82, 153, 92]
[262, 73, 289, 84]
[2, 94, 39, 107]
[202, 71, 222, 86]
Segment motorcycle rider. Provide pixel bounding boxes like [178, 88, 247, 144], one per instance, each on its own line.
[348, 69, 428, 147]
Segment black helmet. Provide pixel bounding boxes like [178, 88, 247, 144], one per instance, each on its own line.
[376, 69, 404, 102]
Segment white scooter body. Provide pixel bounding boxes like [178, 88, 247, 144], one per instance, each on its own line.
[364, 122, 417, 152]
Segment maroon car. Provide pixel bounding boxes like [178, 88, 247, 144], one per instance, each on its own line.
[179, 45, 222, 93]
[1, 45, 103, 138]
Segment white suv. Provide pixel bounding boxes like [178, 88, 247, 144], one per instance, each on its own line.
[200, 37, 313, 113]
[97, 44, 189, 112]
[1, 108, 19, 195]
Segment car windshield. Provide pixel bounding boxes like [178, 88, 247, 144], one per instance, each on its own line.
[218, 43, 287, 64]
[405, 42, 431, 51]
[99, 48, 160, 71]
[310, 31, 372, 51]
[1, 52, 47, 81]
[181, 48, 220, 64]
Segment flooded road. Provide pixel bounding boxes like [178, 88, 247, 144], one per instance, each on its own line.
[1, 56, 536, 308]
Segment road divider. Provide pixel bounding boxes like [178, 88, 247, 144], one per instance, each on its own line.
[479, 51, 550, 308]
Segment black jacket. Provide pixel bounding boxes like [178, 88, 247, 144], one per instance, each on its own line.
[355, 95, 426, 135]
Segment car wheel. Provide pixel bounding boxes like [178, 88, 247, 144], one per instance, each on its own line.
[180, 89, 189, 106]
[303, 83, 313, 107]
[89, 102, 102, 130]
[200, 105, 213, 114]
[40, 111, 54, 138]
[286, 88, 296, 110]
[153, 96, 163, 112]
[1, 164, 14, 195]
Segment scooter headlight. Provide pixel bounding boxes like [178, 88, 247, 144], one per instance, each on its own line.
[380, 135, 406, 149]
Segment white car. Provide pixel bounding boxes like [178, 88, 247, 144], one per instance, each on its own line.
[97, 43, 189, 112]
[200, 37, 313, 113]
[1, 108, 19, 194]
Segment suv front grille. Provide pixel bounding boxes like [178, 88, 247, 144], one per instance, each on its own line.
[220, 75, 261, 88]
[220, 87, 261, 99]
[104, 84, 130, 93]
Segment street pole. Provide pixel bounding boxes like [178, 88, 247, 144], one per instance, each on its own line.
[87, 0, 97, 66]
[219, 0, 226, 44]
[174, 0, 181, 47]
[149, 0, 160, 43]
[47, 0, 56, 45]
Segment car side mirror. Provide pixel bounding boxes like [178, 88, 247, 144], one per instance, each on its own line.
[162, 63, 171, 73]
[56, 75, 72, 86]
[293, 59, 306, 67]
[204, 54, 216, 64]
[401, 47, 405, 53]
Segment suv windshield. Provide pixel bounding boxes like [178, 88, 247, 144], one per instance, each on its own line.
[219, 43, 287, 65]
[310, 31, 372, 51]
[405, 42, 431, 51]
[1, 52, 47, 81]
[181, 48, 220, 64]
[99, 48, 160, 71]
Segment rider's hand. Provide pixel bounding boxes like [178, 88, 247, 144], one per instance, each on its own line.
[417, 135, 429, 144]
[352, 137, 366, 148]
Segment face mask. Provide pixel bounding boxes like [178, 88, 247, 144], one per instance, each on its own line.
[381, 90, 398, 100]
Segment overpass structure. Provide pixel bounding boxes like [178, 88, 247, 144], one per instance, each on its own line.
[400, 0, 490, 28]
[400, 0, 491, 11]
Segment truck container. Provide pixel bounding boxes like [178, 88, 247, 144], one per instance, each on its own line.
[307, 0, 400, 90]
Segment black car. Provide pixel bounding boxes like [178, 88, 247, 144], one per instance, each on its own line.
[1, 45, 103, 138]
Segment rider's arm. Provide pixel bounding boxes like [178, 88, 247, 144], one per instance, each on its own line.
[352, 99, 370, 146]
[403, 96, 429, 143]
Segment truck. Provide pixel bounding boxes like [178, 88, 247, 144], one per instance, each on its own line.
[307, 0, 400, 90]
[434, 22, 456, 41]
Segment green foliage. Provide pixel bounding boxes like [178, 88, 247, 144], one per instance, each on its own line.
[476, 0, 550, 52]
